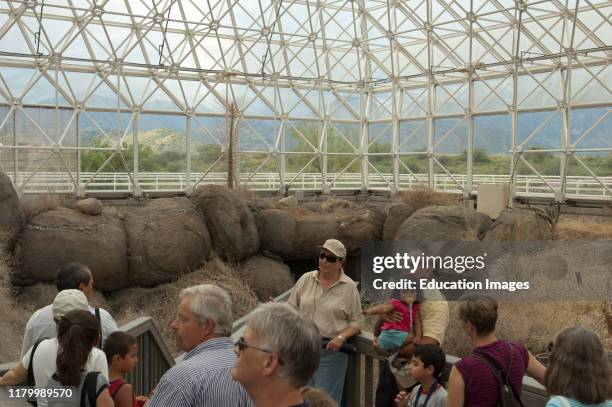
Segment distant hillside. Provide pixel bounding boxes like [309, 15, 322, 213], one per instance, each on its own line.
[123, 128, 203, 153]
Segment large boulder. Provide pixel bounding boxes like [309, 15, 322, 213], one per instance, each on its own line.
[395, 206, 492, 241]
[191, 185, 259, 261]
[337, 208, 383, 253]
[484, 209, 554, 241]
[256, 205, 383, 260]
[16, 207, 128, 291]
[256, 209, 298, 257]
[383, 204, 417, 240]
[291, 212, 340, 260]
[125, 198, 213, 286]
[75, 198, 103, 216]
[0, 170, 25, 233]
[240, 255, 294, 301]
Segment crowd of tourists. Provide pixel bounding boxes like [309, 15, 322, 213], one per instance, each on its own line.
[0, 240, 610, 407]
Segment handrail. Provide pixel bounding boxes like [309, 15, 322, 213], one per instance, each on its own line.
[343, 331, 547, 407]
[4, 171, 611, 198]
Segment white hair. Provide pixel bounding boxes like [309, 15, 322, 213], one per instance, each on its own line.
[248, 302, 321, 388]
[180, 284, 233, 336]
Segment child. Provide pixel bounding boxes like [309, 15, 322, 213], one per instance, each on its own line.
[545, 326, 612, 407]
[363, 291, 422, 356]
[394, 345, 447, 407]
[103, 331, 148, 407]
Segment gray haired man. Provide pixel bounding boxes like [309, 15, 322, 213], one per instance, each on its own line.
[147, 284, 253, 407]
[232, 303, 321, 407]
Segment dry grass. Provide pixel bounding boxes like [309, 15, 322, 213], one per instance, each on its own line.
[555, 220, 612, 240]
[0, 229, 31, 363]
[443, 300, 612, 360]
[239, 256, 294, 301]
[321, 198, 352, 212]
[399, 186, 461, 210]
[109, 255, 258, 356]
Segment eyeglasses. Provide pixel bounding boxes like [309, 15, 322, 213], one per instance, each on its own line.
[235, 337, 283, 365]
[319, 252, 340, 263]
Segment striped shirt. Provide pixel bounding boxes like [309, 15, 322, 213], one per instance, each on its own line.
[147, 337, 253, 407]
[455, 340, 529, 407]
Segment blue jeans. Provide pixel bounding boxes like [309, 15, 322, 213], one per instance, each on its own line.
[310, 349, 349, 405]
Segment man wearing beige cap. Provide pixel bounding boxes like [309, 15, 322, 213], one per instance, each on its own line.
[20, 262, 118, 358]
[288, 239, 363, 405]
[0, 290, 109, 406]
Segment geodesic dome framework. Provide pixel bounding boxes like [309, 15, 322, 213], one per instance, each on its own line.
[0, 0, 609, 201]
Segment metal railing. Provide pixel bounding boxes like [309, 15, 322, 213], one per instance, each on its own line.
[5, 171, 612, 199]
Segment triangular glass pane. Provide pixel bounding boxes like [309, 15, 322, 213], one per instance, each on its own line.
[191, 116, 228, 175]
[517, 111, 562, 149]
[571, 65, 611, 105]
[401, 87, 428, 117]
[141, 83, 182, 112]
[286, 88, 319, 119]
[0, 21, 32, 54]
[61, 71, 100, 104]
[22, 75, 70, 106]
[0, 67, 37, 100]
[240, 86, 278, 116]
[570, 108, 611, 149]
[84, 75, 129, 109]
[327, 122, 358, 156]
[61, 31, 94, 60]
[436, 82, 468, 115]
[368, 123, 392, 153]
[474, 76, 512, 112]
[239, 118, 278, 151]
[327, 92, 359, 120]
[285, 121, 318, 153]
[399, 120, 427, 153]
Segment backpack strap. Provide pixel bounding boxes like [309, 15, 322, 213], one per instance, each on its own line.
[26, 337, 50, 406]
[80, 371, 103, 407]
[94, 308, 102, 348]
[27, 337, 48, 386]
[473, 344, 524, 407]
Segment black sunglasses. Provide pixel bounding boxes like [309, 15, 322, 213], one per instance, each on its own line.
[319, 252, 340, 263]
[235, 337, 283, 365]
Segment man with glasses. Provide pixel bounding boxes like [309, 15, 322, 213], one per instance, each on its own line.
[287, 239, 363, 405]
[232, 303, 320, 407]
[147, 284, 252, 407]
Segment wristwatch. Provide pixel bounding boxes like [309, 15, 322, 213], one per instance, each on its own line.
[336, 335, 345, 342]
